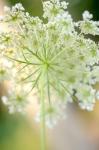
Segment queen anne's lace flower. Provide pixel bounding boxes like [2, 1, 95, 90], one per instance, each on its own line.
[0, 0, 99, 127]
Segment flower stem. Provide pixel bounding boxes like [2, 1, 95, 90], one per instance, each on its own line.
[40, 81, 46, 150]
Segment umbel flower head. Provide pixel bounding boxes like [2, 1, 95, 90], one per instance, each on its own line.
[0, 0, 99, 127]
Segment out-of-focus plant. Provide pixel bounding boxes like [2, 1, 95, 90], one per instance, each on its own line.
[0, 0, 99, 149]
[8, 0, 43, 17]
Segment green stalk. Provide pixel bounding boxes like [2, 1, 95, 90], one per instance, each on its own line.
[40, 79, 46, 150]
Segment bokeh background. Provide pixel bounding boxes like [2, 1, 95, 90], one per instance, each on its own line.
[0, 0, 99, 150]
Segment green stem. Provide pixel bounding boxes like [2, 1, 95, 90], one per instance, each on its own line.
[40, 82, 46, 150]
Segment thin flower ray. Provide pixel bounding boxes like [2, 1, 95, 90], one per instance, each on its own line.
[28, 72, 41, 94]
[59, 80, 78, 103]
[20, 68, 40, 82]
[5, 55, 41, 65]
[17, 64, 29, 73]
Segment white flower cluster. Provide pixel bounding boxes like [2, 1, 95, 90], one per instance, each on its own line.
[78, 11, 99, 35]
[35, 100, 66, 128]
[1, 84, 29, 114]
[0, 55, 13, 81]
[0, 0, 99, 127]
